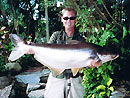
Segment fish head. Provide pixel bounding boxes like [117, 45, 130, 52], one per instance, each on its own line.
[97, 50, 119, 64]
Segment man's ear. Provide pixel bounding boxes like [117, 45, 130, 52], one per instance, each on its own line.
[61, 16, 63, 22]
[75, 17, 77, 23]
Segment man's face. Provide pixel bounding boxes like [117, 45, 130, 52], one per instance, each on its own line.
[61, 10, 77, 29]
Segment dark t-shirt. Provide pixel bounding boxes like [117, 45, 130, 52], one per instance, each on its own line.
[48, 29, 85, 78]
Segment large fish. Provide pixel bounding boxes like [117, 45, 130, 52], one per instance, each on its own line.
[8, 34, 119, 76]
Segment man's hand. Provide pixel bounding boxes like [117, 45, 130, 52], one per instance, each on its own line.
[89, 60, 102, 68]
[26, 48, 35, 54]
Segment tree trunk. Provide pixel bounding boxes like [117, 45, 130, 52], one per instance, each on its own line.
[45, 6, 49, 42]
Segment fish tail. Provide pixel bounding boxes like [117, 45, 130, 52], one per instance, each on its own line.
[8, 34, 27, 61]
[10, 34, 25, 46]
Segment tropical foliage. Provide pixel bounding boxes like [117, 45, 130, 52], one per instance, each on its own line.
[0, 0, 130, 97]
[73, 0, 130, 97]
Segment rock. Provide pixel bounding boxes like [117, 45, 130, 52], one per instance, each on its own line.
[28, 89, 45, 98]
[40, 69, 50, 83]
[110, 87, 128, 98]
[0, 84, 13, 98]
[40, 76, 48, 83]
[8, 68, 50, 98]
[15, 72, 41, 84]
[26, 83, 46, 94]
[5, 62, 22, 73]
[0, 76, 12, 89]
[110, 90, 125, 98]
[126, 80, 130, 87]
[15, 69, 50, 84]
[9, 81, 29, 98]
[40, 69, 50, 77]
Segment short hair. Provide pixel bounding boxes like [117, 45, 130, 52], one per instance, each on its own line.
[61, 6, 77, 17]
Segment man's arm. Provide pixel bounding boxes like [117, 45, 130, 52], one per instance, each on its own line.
[48, 31, 59, 44]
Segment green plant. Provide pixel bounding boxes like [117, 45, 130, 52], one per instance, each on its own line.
[82, 63, 115, 98]
[0, 29, 13, 72]
[71, 0, 123, 97]
[9, 33, 40, 69]
[79, 21, 120, 98]
[0, 0, 130, 97]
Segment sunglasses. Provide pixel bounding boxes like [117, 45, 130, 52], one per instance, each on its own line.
[63, 17, 76, 20]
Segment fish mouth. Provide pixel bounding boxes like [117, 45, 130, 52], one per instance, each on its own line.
[113, 54, 119, 59]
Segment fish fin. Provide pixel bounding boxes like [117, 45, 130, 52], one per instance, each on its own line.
[90, 60, 102, 68]
[95, 60, 102, 68]
[8, 34, 28, 61]
[8, 47, 26, 61]
[51, 68, 64, 76]
[71, 68, 80, 76]
[10, 34, 25, 46]
[8, 34, 27, 61]
[34, 55, 64, 76]
[46, 65, 65, 76]
[68, 40, 81, 44]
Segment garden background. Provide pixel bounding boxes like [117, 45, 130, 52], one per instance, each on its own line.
[0, 0, 130, 98]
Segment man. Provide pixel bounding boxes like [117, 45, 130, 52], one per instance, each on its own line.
[44, 7, 85, 98]
[27, 7, 87, 98]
